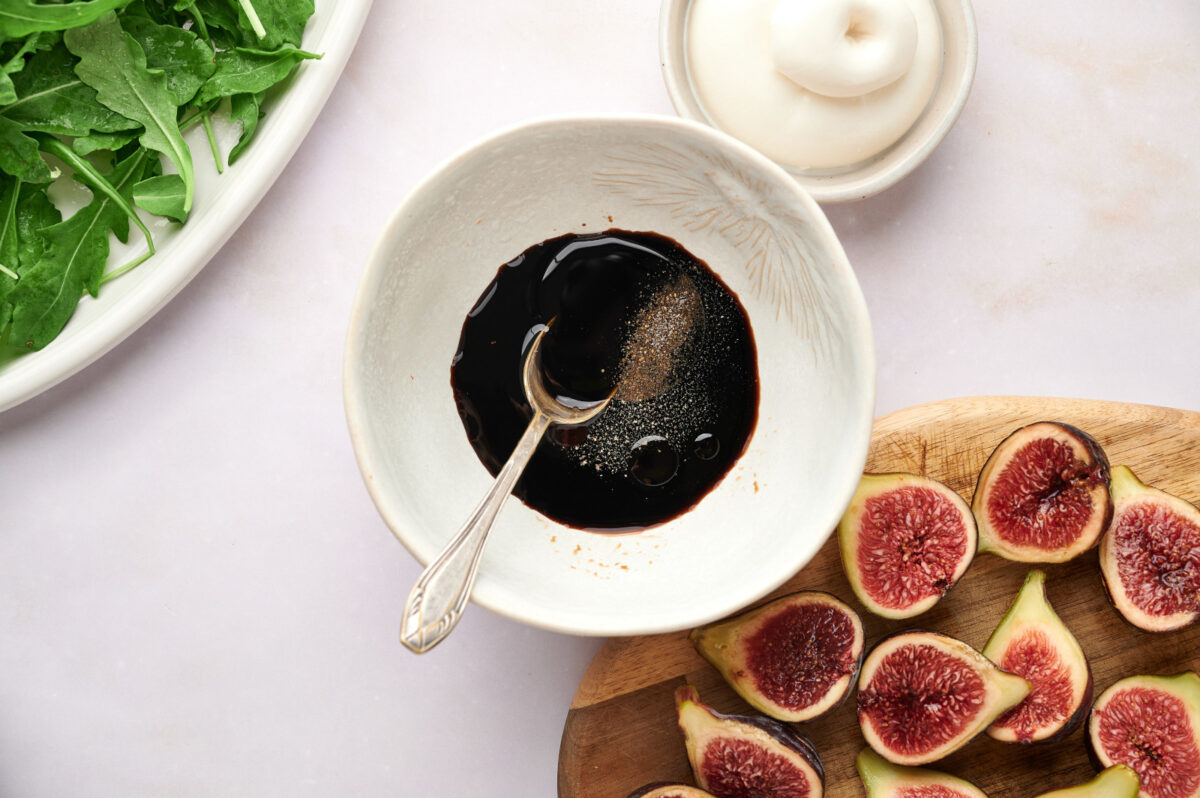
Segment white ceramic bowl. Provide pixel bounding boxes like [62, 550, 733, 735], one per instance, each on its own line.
[660, 0, 978, 203]
[344, 115, 875, 637]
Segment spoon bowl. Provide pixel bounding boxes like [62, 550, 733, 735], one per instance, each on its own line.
[522, 325, 612, 423]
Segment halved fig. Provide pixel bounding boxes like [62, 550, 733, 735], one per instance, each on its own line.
[690, 591, 864, 722]
[838, 473, 977, 619]
[856, 631, 1030, 765]
[1032, 766, 1140, 798]
[675, 685, 823, 798]
[1088, 672, 1200, 798]
[855, 747, 988, 798]
[1099, 465, 1200, 632]
[982, 569, 1092, 743]
[972, 421, 1112, 563]
[626, 784, 718, 798]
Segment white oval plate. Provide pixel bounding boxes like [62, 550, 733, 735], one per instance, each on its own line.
[0, 0, 375, 412]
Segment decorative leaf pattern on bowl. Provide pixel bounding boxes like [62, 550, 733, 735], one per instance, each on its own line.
[593, 142, 837, 356]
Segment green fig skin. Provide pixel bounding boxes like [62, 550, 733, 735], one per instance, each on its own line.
[690, 591, 864, 723]
[838, 472, 977, 619]
[1088, 672, 1200, 798]
[855, 747, 988, 798]
[675, 685, 824, 798]
[972, 421, 1112, 563]
[1032, 766, 1140, 798]
[857, 631, 1030, 766]
[982, 570, 1092, 743]
[1099, 465, 1200, 633]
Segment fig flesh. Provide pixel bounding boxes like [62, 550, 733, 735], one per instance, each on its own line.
[1032, 766, 1140, 798]
[1088, 672, 1200, 798]
[855, 747, 988, 798]
[626, 784, 718, 798]
[1099, 465, 1200, 632]
[675, 685, 823, 798]
[838, 473, 977, 619]
[690, 591, 865, 722]
[972, 421, 1112, 563]
[856, 631, 1030, 765]
[982, 570, 1092, 743]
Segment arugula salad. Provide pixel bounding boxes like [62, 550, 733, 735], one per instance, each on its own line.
[0, 0, 318, 352]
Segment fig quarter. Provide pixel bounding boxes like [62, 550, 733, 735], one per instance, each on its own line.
[972, 421, 1112, 563]
[690, 591, 864, 723]
[856, 631, 1030, 766]
[838, 472, 977, 619]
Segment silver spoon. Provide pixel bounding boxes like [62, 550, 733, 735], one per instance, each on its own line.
[400, 326, 611, 654]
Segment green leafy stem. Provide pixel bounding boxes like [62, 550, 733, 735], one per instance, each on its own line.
[34, 134, 155, 260]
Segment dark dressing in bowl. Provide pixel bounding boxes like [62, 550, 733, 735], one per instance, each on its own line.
[450, 230, 758, 531]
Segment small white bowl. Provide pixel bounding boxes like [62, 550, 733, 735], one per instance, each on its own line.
[343, 115, 875, 637]
[660, 0, 978, 203]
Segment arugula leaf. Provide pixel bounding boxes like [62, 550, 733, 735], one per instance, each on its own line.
[7, 148, 146, 349]
[128, 0, 179, 27]
[1, 34, 45, 105]
[0, 0, 132, 39]
[72, 128, 137, 155]
[121, 14, 214, 106]
[36, 133, 154, 254]
[197, 44, 319, 105]
[2, 43, 134, 135]
[183, 0, 240, 47]
[15, 178, 61, 270]
[227, 89, 263, 164]
[64, 11, 193, 212]
[0, 175, 19, 322]
[132, 173, 186, 222]
[230, 0, 313, 49]
[88, 150, 150, 293]
[0, 115, 51, 182]
[0, 178, 18, 271]
[232, 0, 265, 41]
[174, 1, 211, 44]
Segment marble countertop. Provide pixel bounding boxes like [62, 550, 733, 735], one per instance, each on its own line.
[2, 1, 1197, 795]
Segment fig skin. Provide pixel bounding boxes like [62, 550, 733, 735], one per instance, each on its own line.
[675, 685, 824, 798]
[972, 421, 1113, 563]
[1032, 766, 1140, 798]
[838, 472, 977, 619]
[856, 630, 1030, 766]
[855, 747, 988, 798]
[982, 570, 1093, 744]
[690, 591, 864, 723]
[1099, 465, 1200, 633]
[626, 784, 718, 798]
[1087, 672, 1200, 798]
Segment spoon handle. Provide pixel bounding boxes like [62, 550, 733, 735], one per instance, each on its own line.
[401, 411, 553, 653]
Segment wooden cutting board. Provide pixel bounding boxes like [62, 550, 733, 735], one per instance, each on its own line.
[558, 396, 1200, 798]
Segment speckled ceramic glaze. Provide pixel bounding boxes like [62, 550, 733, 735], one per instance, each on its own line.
[344, 115, 875, 637]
